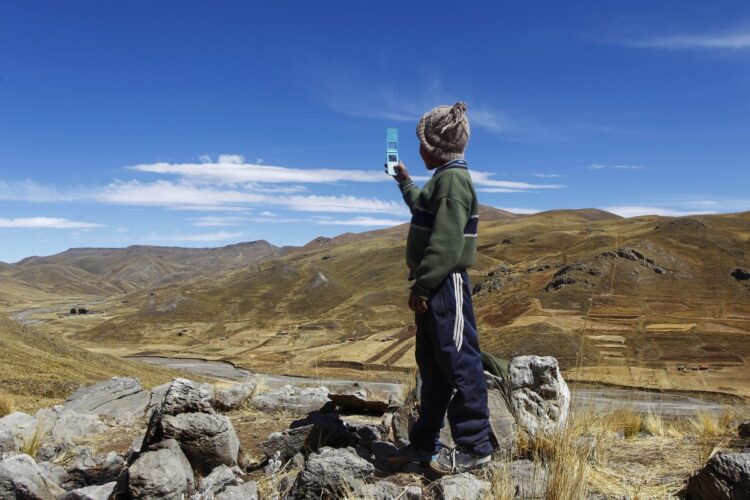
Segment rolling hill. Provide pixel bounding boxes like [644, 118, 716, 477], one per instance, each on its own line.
[4, 208, 750, 397]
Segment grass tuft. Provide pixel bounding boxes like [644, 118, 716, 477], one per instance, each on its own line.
[0, 392, 14, 417]
[21, 419, 50, 458]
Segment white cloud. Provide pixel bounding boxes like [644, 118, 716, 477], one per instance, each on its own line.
[312, 216, 406, 227]
[191, 216, 246, 227]
[130, 159, 386, 185]
[146, 231, 244, 242]
[0, 217, 104, 229]
[631, 29, 750, 50]
[493, 207, 540, 215]
[603, 206, 717, 218]
[282, 195, 408, 214]
[532, 173, 563, 179]
[470, 171, 564, 190]
[0, 180, 81, 202]
[588, 164, 646, 171]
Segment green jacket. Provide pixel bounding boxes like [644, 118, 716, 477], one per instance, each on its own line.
[399, 161, 479, 298]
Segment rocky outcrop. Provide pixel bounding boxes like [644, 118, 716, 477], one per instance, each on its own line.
[507, 356, 570, 438]
[682, 452, 750, 499]
[289, 447, 375, 499]
[250, 385, 332, 414]
[62, 377, 151, 420]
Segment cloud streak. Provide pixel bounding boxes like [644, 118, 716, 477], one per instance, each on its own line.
[588, 163, 646, 171]
[0, 217, 104, 229]
[602, 206, 716, 218]
[630, 29, 750, 50]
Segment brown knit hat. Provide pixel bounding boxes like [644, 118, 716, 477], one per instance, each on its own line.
[416, 102, 470, 163]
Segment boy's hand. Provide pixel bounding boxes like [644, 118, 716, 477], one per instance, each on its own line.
[393, 162, 409, 182]
[408, 292, 428, 314]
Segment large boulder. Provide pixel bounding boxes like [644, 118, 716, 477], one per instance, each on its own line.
[436, 473, 491, 500]
[34, 407, 108, 443]
[158, 378, 214, 416]
[485, 372, 518, 457]
[290, 447, 375, 499]
[127, 439, 194, 500]
[0, 412, 37, 454]
[0, 454, 59, 500]
[327, 382, 401, 414]
[58, 481, 116, 500]
[213, 383, 255, 412]
[682, 452, 750, 499]
[159, 412, 240, 474]
[62, 377, 151, 420]
[260, 412, 351, 461]
[251, 385, 331, 414]
[507, 356, 570, 438]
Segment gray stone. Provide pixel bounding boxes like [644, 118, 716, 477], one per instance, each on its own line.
[290, 447, 375, 500]
[390, 376, 421, 447]
[196, 464, 240, 496]
[159, 378, 215, 416]
[62, 377, 151, 419]
[0, 412, 37, 437]
[0, 454, 56, 500]
[146, 382, 171, 414]
[508, 356, 570, 438]
[251, 385, 331, 414]
[327, 382, 401, 413]
[260, 412, 351, 461]
[487, 459, 548, 499]
[215, 481, 258, 500]
[356, 480, 422, 500]
[683, 452, 750, 499]
[127, 440, 194, 500]
[160, 412, 240, 473]
[58, 481, 116, 500]
[436, 473, 491, 500]
[34, 406, 108, 443]
[213, 383, 255, 412]
[0, 428, 19, 455]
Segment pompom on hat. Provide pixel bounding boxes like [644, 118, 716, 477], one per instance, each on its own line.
[416, 102, 470, 163]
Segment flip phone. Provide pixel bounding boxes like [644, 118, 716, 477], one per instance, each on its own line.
[385, 128, 398, 176]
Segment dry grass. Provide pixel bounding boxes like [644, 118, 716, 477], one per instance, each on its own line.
[609, 407, 644, 439]
[21, 419, 50, 458]
[688, 409, 736, 438]
[489, 465, 515, 500]
[642, 410, 684, 439]
[0, 392, 14, 417]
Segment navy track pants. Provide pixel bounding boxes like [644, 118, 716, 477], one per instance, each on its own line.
[409, 270, 493, 456]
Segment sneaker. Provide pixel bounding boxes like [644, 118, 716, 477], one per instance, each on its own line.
[429, 447, 491, 475]
[386, 443, 439, 465]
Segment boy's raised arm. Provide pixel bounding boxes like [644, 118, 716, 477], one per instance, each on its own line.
[394, 162, 420, 212]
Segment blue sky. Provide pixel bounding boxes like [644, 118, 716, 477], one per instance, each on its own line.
[1, 1, 748, 263]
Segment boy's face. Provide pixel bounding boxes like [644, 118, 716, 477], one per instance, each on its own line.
[419, 144, 442, 170]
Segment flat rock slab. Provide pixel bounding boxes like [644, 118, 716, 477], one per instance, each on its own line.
[251, 385, 331, 414]
[58, 481, 116, 500]
[327, 382, 401, 413]
[35, 406, 109, 443]
[0, 454, 58, 500]
[213, 383, 255, 412]
[63, 377, 150, 419]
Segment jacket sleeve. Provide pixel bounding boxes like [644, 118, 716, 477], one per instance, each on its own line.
[411, 195, 470, 298]
[398, 177, 420, 213]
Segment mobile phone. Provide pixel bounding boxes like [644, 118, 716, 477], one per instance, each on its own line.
[385, 128, 398, 176]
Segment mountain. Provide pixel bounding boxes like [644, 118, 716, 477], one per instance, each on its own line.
[1, 240, 280, 295]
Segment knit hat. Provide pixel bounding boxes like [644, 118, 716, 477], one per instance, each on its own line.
[416, 102, 470, 163]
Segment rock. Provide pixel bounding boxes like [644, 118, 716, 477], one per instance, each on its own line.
[0, 428, 19, 455]
[58, 481, 116, 500]
[35, 407, 108, 443]
[62, 377, 151, 419]
[159, 412, 240, 473]
[127, 439, 194, 500]
[290, 447, 375, 500]
[488, 459, 548, 499]
[0, 454, 57, 500]
[196, 464, 241, 496]
[215, 481, 258, 500]
[739, 422, 750, 438]
[0, 412, 37, 437]
[159, 378, 215, 416]
[260, 412, 351, 461]
[146, 382, 172, 414]
[682, 452, 750, 499]
[390, 375, 421, 447]
[436, 473, 491, 500]
[327, 382, 401, 413]
[485, 372, 517, 458]
[355, 480, 422, 500]
[251, 385, 332, 415]
[731, 268, 750, 281]
[508, 356, 570, 438]
[213, 383, 255, 412]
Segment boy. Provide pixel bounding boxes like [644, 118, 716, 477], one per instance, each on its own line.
[389, 102, 493, 474]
